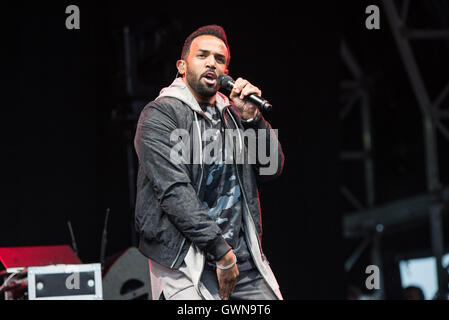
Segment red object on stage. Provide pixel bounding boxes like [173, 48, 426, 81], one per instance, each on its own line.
[0, 245, 81, 269]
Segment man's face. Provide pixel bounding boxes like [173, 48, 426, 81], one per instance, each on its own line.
[183, 35, 229, 102]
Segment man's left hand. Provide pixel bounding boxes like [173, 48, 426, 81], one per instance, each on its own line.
[229, 77, 261, 121]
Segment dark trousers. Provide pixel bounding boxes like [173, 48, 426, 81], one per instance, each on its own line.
[200, 267, 278, 300]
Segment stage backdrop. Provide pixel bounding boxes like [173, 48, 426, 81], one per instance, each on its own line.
[4, 2, 342, 299]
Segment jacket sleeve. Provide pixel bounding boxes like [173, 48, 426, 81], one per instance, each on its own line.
[134, 101, 231, 262]
[241, 114, 285, 182]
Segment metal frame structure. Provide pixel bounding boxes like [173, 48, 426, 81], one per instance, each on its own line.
[341, 0, 449, 299]
[382, 0, 448, 300]
[340, 40, 385, 299]
[339, 41, 376, 214]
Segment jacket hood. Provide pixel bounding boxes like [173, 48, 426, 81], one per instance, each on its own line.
[156, 77, 231, 121]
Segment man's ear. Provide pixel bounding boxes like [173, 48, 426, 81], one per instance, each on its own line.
[224, 68, 229, 75]
[176, 60, 186, 75]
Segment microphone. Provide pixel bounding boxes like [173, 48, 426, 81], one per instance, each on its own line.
[218, 74, 272, 111]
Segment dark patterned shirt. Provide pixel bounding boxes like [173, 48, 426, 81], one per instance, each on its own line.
[198, 103, 255, 271]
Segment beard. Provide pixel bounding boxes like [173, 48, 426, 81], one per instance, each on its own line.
[186, 70, 217, 98]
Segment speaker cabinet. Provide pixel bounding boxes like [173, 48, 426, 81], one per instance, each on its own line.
[102, 247, 151, 300]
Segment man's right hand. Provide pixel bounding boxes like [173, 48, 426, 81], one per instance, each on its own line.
[216, 250, 239, 300]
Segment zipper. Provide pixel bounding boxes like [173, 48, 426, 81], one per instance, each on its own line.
[226, 108, 278, 298]
[233, 147, 263, 261]
[170, 111, 205, 270]
[224, 108, 263, 254]
[195, 113, 206, 299]
[170, 238, 186, 268]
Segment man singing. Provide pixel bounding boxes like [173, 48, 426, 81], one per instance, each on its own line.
[134, 25, 284, 300]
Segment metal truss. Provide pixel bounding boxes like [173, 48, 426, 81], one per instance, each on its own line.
[339, 41, 376, 212]
[339, 40, 385, 299]
[341, 0, 449, 300]
[382, 0, 448, 300]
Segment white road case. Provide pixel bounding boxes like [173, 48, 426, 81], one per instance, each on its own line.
[27, 264, 102, 300]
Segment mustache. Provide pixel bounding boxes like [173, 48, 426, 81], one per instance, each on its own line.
[200, 69, 217, 78]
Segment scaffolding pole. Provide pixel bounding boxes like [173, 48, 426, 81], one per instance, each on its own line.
[341, 41, 385, 298]
[340, 41, 376, 210]
[382, 0, 448, 300]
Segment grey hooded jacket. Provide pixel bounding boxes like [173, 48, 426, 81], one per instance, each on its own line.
[134, 78, 284, 299]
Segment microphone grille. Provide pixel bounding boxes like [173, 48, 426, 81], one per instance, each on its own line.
[217, 74, 233, 88]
